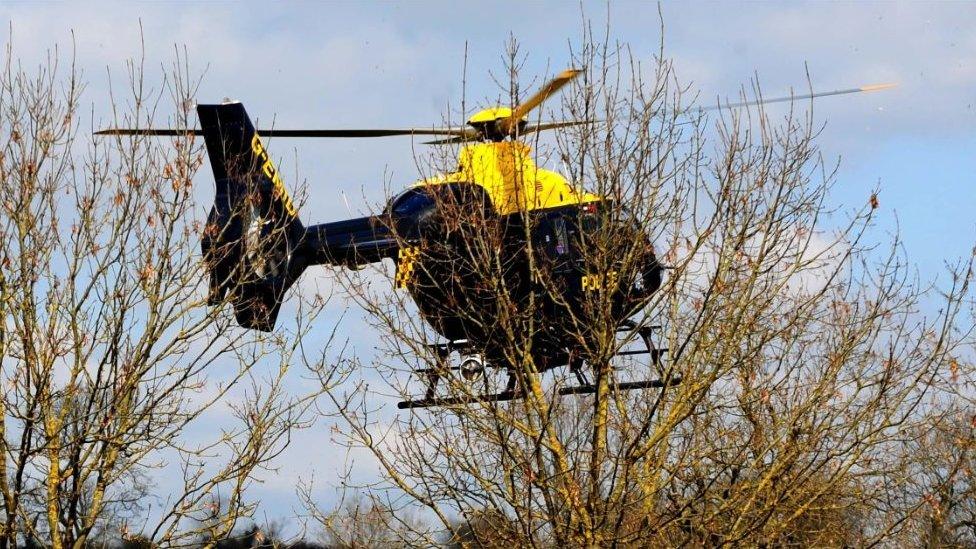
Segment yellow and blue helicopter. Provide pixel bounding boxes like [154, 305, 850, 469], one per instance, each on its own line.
[98, 70, 892, 408]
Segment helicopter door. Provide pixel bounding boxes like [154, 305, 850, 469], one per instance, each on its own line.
[533, 211, 575, 275]
[549, 216, 574, 273]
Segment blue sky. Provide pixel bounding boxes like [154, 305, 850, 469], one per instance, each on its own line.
[3, 0, 974, 534]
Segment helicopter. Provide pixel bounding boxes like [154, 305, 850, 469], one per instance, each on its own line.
[97, 70, 894, 408]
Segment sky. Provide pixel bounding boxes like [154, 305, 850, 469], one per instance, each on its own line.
[2, 0, 975, 536]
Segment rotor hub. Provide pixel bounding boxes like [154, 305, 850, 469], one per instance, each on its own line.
[467, 107, 528, 141]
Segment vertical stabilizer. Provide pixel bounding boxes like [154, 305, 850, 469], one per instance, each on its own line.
[198, 102, 306, 331]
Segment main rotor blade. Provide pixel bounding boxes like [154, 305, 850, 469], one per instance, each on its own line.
[422, 127, 482, 145]
[521, 119, 599, 134]
[499, 68, 583, 135]
[252, 128, 472, 138]
[95, 127, 472, 138]
[424, 120, 597, 145]
[692, 82, 897, 113]
[95, 128, 203, 136]
[423, 135, 478, 145]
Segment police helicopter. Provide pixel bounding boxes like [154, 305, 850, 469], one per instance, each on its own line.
[97, 69, 893, 408]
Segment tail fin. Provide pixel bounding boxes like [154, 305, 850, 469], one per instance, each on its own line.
[198, 102, 307, 331]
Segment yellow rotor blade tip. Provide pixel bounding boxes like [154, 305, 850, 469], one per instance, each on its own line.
[859, 82, 897, 92]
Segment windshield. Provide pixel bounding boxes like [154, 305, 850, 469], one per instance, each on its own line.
[389, 189, 434, 217]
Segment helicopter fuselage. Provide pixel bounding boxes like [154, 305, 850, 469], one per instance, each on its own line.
[294, 140, 662, 370]
[333, 141, 663, 371]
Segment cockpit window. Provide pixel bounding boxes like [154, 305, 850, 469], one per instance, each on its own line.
[389, 189, 435, 217]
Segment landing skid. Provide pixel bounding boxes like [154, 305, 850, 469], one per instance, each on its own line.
[398, 389, 524, 409]
[398, 323, 675, 410]
[558, 377, 681, 396]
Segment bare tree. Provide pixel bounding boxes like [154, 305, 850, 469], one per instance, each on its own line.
[308, 24, 974, 547]
[310, 493, 426, 548]
[0, 40, 331, 548]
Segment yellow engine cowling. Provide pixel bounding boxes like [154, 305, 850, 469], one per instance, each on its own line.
[417, 141, 601, 215]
